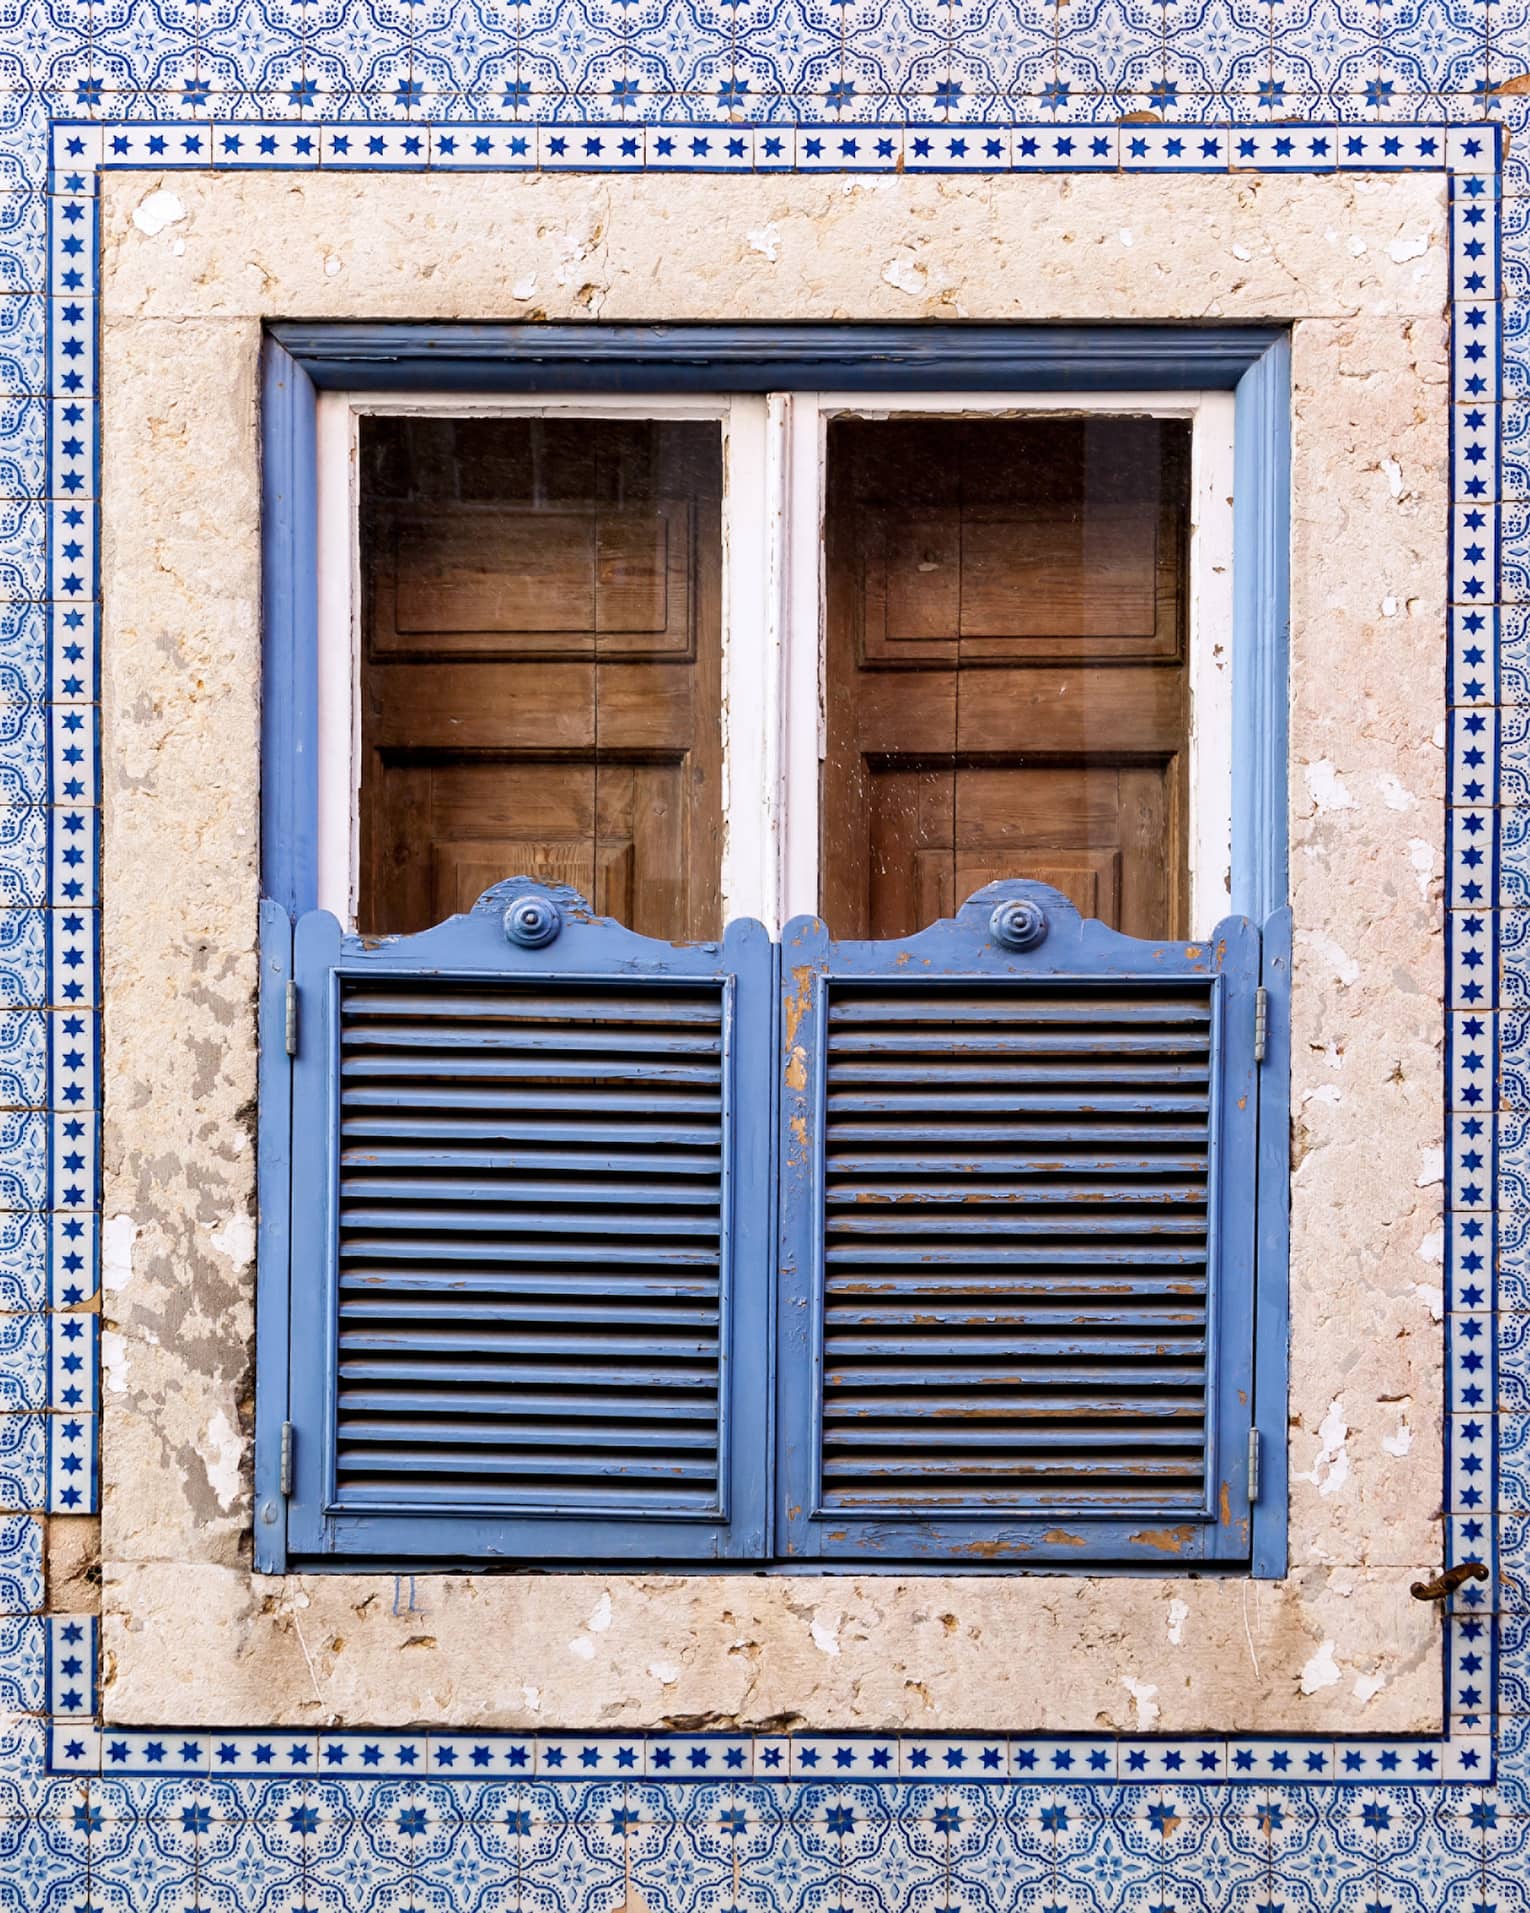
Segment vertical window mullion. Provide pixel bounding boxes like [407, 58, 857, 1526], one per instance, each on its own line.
[780, 391, 826, 927]
[718, 393, 779, 931]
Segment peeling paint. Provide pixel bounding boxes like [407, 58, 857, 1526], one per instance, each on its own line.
[1166, 1598, 1189, 1647]
[101, 1328, 130, 1397]
[1127, 1525, 1196, 1555]
[1381, 1407, 1413, 1458]
[194, 1407, 242, 1512]
[102, 1213, 139, 1293]
[1304, 759, 1355, 812]
[1302, 933, 1360, 989]
[881, 255, 929, 297]
[1297, 1400, 1351, 1497]
[1386, 233, 1429, 263]
[1408, 837, 1438, 898]
[1121, 1676, 1161, 1730]
[207, 1212, 255, 1271]
[1378, 772, 1416, 811]
[784, 966, 814, 1048]
[1299, 1640, 1342, 1694]
[810, 1613, 841, 1657]
[132, 188, 186, 236]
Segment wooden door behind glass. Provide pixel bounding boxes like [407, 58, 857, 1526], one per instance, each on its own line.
[821, 415, 1191, 940]
[357, 415, 723, 939]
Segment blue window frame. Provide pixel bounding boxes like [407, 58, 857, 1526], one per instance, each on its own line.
[257, 324, 1291, 1575]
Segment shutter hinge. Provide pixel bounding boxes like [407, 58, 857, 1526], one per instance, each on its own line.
[1253, 985, 1268, 1065]
[1247, 1427, 1262, 1504]
[279, 1420, 294, 1497]
[284, 980, 299, 1058]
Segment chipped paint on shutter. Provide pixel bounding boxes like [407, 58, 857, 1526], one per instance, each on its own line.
[777, 880, 1262, 1567]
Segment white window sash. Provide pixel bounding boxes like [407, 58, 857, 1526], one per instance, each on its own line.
[315, 388, 1236, 937]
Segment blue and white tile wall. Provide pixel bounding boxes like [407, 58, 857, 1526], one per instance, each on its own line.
[0, 1, 1524, 1901]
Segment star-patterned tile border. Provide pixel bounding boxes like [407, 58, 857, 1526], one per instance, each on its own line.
[29, 114, 1501, 1788]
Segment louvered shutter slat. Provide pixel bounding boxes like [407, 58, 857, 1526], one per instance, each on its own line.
[285, 882, 772, 1561]
[826, 1122, 1210, 1143]
[340, 1271, 719, 1297]
[826, 993, 1212, 1024]
[335, 1360, 719, 1391]
[778, 881, 1261, 1567]
[343, 988, 725, 1024]
[344, 1140, 722, 1163]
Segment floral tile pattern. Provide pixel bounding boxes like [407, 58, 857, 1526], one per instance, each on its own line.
[0, 0, 1520, 1899]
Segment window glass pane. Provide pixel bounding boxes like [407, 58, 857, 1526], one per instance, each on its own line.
[357, 415, 725, 939]
[821, 415, 1192, 940]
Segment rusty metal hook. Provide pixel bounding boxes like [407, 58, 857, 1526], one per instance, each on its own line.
[1409, 1561, 1488, 1602]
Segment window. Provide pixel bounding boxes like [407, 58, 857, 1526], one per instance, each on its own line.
[259, 326, 1290, 1573]
[347, 411, 728, 939]
[312, 392, 1235, 942]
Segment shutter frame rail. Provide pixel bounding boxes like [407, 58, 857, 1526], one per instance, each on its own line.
[284, 878, 774, 1562]
[777, 880, 1263, 1568]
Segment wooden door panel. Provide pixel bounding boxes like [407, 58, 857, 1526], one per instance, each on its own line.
[587, 663, 702, 749]
[851, 668, 1184, 755]
[863, 504, 1169, 660]
[374, 501, 694, 657]
[367, 757, 692, 942]
[365, 661, 699, 755]
[366, 662, 595, 754]
[952, 763, 1149, 841]
[825, 415, 1191, 942]
[366, 761, 599, 935]
[912, 845, 1122, 929]
[359, 416, 722, 940]
[430, 838, 635, 924]
[960, 507, 1160, 642]
[1107, 764, 1180, 941]
[868, 761, 1170, 940]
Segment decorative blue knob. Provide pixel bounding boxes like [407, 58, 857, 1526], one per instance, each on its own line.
[990, 898, 1047, 951]
[503, 895, 562, 948]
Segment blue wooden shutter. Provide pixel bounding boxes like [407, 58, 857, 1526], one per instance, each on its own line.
[284, 880, 772, 1561]
[776, 881, 1261, 1567]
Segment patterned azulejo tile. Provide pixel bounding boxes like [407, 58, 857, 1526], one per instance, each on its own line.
[0, 0, 1511, 1899]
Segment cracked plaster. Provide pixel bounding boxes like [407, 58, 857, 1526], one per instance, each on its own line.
[97, 168, 1448, 1732]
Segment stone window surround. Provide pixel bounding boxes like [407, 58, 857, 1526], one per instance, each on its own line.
[99, 166, 1446, 1735]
